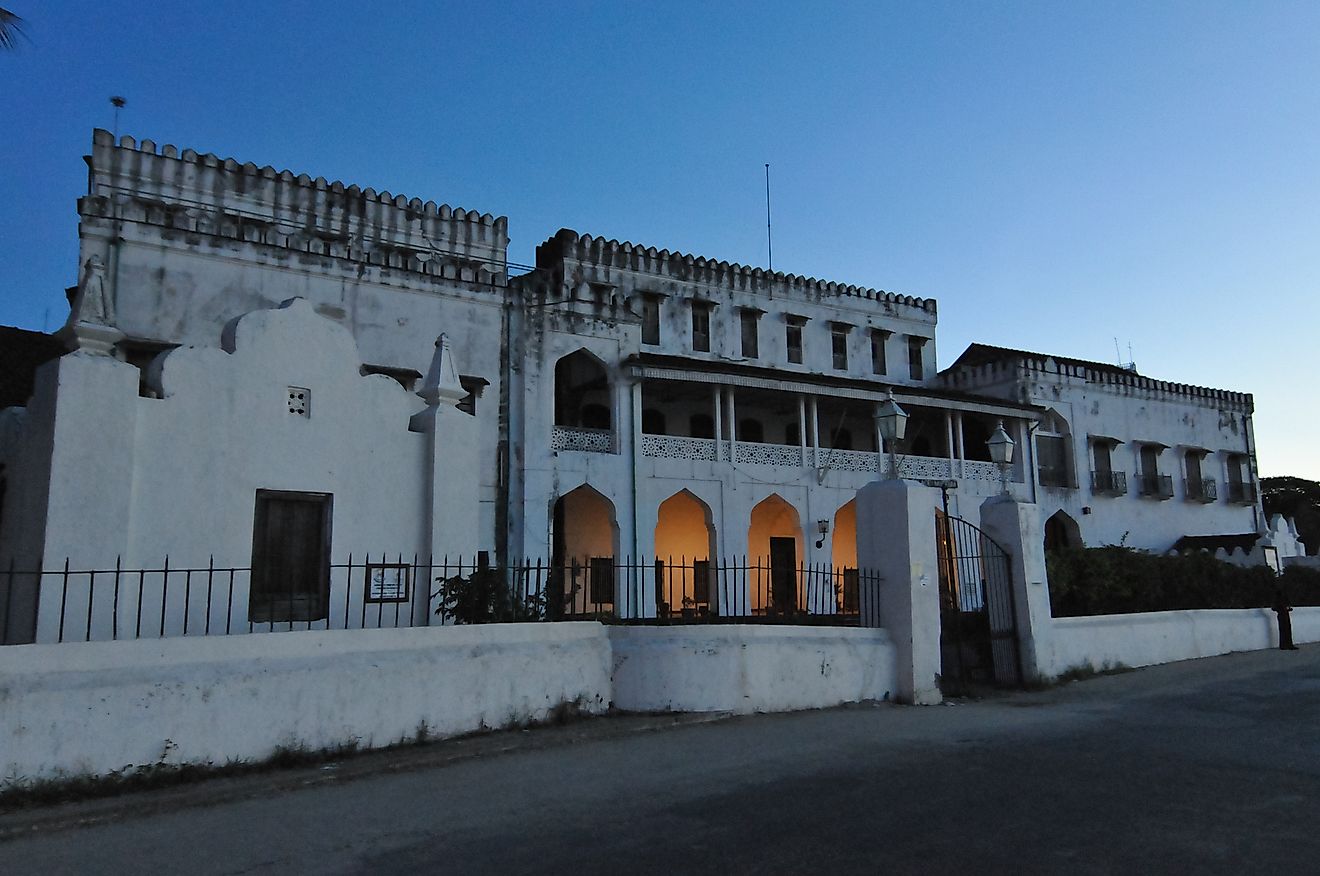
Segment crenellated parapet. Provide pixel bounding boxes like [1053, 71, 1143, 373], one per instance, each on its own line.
[81, 129, 510, 285]
[534, 228, 937, 316]
[940, 352, 1254, 411]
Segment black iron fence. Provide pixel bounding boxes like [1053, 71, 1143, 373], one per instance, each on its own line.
[0, 554, 879, 645]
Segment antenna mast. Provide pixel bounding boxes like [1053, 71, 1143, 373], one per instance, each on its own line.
[764, 163, 773, 272]
[110, 96, 126, 139]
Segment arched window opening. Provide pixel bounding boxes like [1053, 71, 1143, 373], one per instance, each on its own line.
[554, 351, 611, 429]
[739, 418, 764, 444]
[832, 499, 860, 614]
[1044, 511, 1082, 552]
[642, 408, 667, 435]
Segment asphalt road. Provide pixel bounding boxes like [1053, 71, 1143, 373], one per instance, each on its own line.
[4, 645, 1320, 875]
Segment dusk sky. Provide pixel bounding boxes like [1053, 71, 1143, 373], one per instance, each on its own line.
[1, 1, 1316, 477]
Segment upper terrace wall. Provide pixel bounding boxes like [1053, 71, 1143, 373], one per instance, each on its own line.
[521, 229, 940, 383]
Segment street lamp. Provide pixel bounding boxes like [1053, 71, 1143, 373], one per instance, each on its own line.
[987, 419, 1015, 495]
[876, 390, 909, 479]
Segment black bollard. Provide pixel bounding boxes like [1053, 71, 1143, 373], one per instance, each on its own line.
[1273, 585, 1298, 651]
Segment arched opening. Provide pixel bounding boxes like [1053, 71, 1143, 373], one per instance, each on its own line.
[739, 418, 764, 443]
[832, 499, 860, 614]
[1044, 510, 1082, 552]
[747, 494, 804, 616]
[554, 350, 612, 429]
[654, 490, 717, 618]
[551, 485, 618, 617]
[642, 408, 667, 435]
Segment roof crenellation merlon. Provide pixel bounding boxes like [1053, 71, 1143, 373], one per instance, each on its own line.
[537, 228, 937, 316]
[87, 129, 509, 248]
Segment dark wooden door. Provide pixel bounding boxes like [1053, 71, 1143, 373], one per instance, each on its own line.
[250, 490, 332, 624]
[769, 537, 797, 616]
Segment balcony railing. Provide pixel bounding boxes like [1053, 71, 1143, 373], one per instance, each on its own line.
[1185, 477, 1218, 503]
[1137, 473, 1174, 499]
[640, 434, 718, 461]
[550, 426, 616, 454]
[1091, 470, 1127, 496]
[1226, 481, 1258, 505]
[736, 441, 806, 467]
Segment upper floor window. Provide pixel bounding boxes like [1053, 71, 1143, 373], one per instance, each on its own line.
[641, 296, 661, 345]
[830, 324, 850, 371]
[690, 413, 715, 439]
[1137, 443, 1173, 499]
[870, 330, 889, 376]
[1035, 410, 1074, 488]
[739, 418, 764, 443]
[786, 316, 806, 365]
[907, 336, 927, 381]
[691, 302, 711, 353]
[740, 309, 760, 359]
[642, 408, 667, 435]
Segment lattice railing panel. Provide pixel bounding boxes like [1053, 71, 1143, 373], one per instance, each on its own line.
[550, 426, 616, 454]
[641, 434, 718, 461]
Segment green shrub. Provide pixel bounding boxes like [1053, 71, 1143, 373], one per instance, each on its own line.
[434, 567, 546, 624]
[1046, 547, 1320, 617]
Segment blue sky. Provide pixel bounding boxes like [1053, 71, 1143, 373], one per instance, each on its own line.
[2, 1, 1317, 477]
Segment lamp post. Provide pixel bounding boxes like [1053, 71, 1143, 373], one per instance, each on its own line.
[987, 419, 1015, 496]
[876, 390, 909, 480]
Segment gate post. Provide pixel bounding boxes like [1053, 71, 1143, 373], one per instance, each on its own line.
[978, 495, 1053, 682]
[856, 479, 942, 705]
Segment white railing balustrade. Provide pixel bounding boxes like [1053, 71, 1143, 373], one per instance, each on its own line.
[734, 441, 804, 467]
[815, 448, 881, 473]
[641, 434, 718, 461]
[550, 426, 616, 454]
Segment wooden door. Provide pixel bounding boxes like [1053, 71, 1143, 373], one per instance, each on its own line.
[769, 537, 797, 616]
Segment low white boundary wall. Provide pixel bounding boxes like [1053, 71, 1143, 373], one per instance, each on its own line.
[1, 623, 611, 784]
[1040, 607, 1320, 677]
[1, 622, 897, 784]
[609, 625, 897, 714]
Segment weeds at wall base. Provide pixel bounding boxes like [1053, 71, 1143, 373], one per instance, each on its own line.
[0, 698, 594, 812]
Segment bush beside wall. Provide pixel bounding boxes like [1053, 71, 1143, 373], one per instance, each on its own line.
[1046, 547, 1320, 617]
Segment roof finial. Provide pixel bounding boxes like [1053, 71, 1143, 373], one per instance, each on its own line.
[418, 333, 465, 407]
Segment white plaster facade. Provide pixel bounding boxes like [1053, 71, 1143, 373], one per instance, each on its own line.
[939, 345, 1265, 553]
[0, 129, 1279, 638]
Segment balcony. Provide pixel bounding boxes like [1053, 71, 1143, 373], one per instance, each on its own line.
[1185, 477, 1218, 503]
[1091, 470, 1127, 496]
[551, 426, 616, 454]
[1136, 473, 1174, 500]
[1226, 481, 1258, 505]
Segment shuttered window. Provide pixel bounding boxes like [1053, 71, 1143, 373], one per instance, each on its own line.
[250, 490, 332, 624]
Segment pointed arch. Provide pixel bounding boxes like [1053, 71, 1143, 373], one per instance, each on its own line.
[554, 348, 612, 429]
[747, 494, 804, 614]
[551, 483, 619, 616]
[1044, 510, 1082, 551]
[654, 489, 717, 617]
[832, 499, 857, 571]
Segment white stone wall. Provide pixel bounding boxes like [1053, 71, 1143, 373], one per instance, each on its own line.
[0, 622, 612, 785]
[609, 625, 897, 713]
[0, 299, 478, 643]
[1038, 607, 1320, 677]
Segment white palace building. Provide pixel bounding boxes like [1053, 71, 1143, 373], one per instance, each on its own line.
[0, 130, 1295, 643]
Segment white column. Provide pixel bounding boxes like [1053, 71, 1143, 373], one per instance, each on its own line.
[726, 387, 737, 460]
[944, 410, 956, 478]
[954, 411, 966, 477]
[874, 402, 886, 473]
[713, 385, 723, 462]
[809, 396, 820, 467]
[980, 495, 1052, 682]
[798, 394, 808, 465]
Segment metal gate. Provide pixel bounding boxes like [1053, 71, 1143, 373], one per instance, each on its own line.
[935, 510, 1022, 689]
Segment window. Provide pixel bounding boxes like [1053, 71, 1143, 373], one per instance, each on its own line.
[739, 418, 764, 443]
[250, 490, 332, 624]
[786, 316, 805, 365]
[831, 325, 850, 370]
[786, 423, 800, 445]
[690, 413, 715, 439]
[870, 330, 889, 376]
[740, 310, 760, 359]
[1037, 436, 1069, 487]
[907, 336, 927, 381]
[642, 408, 667, 435]
[581, 404, 611, 430]
[691, 302, 711, 353]
[641, 297, 660, 345]
[1137, 444, 1172, 498]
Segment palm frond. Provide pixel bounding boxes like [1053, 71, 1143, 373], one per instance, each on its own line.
[0, 9, 27, 52]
